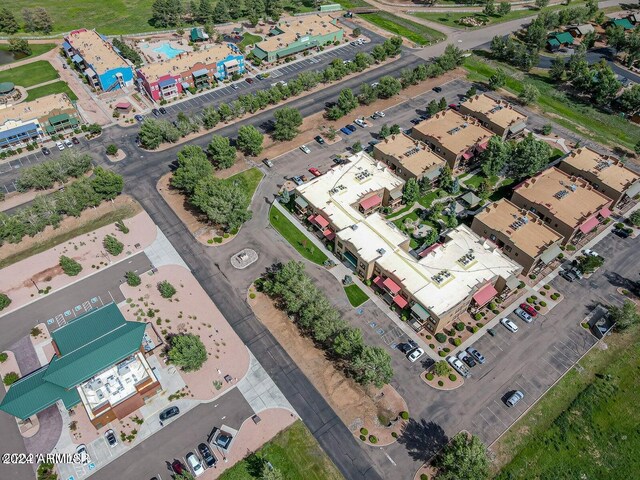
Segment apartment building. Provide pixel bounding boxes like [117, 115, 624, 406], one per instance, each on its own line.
[458, 94, 528, 139]
[372, 133, 446, 183]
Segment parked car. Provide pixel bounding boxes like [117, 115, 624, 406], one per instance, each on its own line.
[71, 136, 80, 144]
[105, 429, 117, 447]
[449, 103, 460, 111]
[159, 107, 167, 114]
[433, 86, 442, 93]
[501, 318, 519, 333]
[159, 406, 180, 421]
[505, 390, 524, 407]
[582, 249, 599, 258]
[519, 303, 538, 317]
[447, 356, 470, 377]
[314, 135, 325, 145]
[371, 82, 379, 88]
[262, 158, 274, 168]
[300, 175, 308, 182]
[299, 145, 311, 154]
[76, 445, 90, 464]
[152, 108, 160, 117]
[134, 114, 144, 122]
[291, 176, 304, 186]
[407, 348, 424, 362]
[354, 118, 367, 127]
[64, 139, 73, 148]
[340, 127, 352, 135]
[309, 167, 321, 177]
[171, 460, 185, 475]
[487, 328, 496, 337]
[559, 269, 577, 282]
[186, 452, 205, 477]
[514, 307, 534, 323]
[198, 442, 217, 468]
[466, 347, 485, 364]
[346, 124, 357, 132]
[374, 111, 385, 118]
[231, 84, 239, 90]
[613, 228, 630, 238]
[245, 77, 254, 84]
[457, 350, 476, 368]
[570, 266, 584, 280]
[410, 118, 422, 125]
[41, 147, 51, 155]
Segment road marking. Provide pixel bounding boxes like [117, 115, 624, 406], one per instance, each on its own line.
[380, 448, 396, 466]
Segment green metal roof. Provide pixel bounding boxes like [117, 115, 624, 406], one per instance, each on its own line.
[612, 18, 634, 29]
[48, 113, 71, 124]
[411, 303, 430, 321]
[252, 47, 267, 60]
[0, 367, 81, 420]
[550, 32, 574, 44]
[190, 28, 206, 41]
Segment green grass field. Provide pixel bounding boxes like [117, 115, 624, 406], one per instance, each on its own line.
[0, 43, 56, 64]
[269, 206, 328, 265]
[0, 60, 59, 88]
[229, 167, 264, 200]
[239, 33, 263, 51]
[344, 284, 369, 307]
[463, 54, 640, 151]
[26, 81, 78, 101]
[219, 420, 343, 480]
[360, 12, 446, 46]
[496, 324, 640, 478]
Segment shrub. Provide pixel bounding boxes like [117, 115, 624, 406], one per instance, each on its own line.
[426, 373, 434, 380]
[59, 256, 82, 276]
[400, 411, 409, 420]
[106, 144, 118, 155]
[474, 313, 482, 321]
[249, 292, 256, 299]
[472, 326, 479, 333]
[454, 322, 465, 331]
[426, 335, 432, 340]
[453, 338, 462, 346]
[540, 301, 547, 307]
[157, 280, 177, 298]
[581, 322, 589, 329]
[526, 297, 534, 304]
[214, 237, 223, 243]
[167, 333, 207, 372]
[540, 291, 546, 296]
[429, 343, 435, 349]
[392, 432, 398, 438]
[438, 380, 444, 386]
[125, 271, 141, 287]
[0, 352, 7, 363]
[0, 293, 11, 311]
[103, 235, 124, 256]
[529, 274, 537, 279]
[443, 347, 450, 353]
[566, 244, 576, 251]
[360, 427, 368, 435]
[438, 351, 447, 357]
[3, 372, 19, 386]
[488, 302, 496, 310]
[535, 305, 541, 311]
[115, 219, 129, 234]
[477, 322, 484, 328]
[518, 281, 525, 289]
[420, 475, 430, 480]
[368, 435, 378, 444]
[360, 434, 366, 441]
[544, 284, 551, 290]
[531, 295, 538, 300]
[448, 374, 457, 381]
[435, 332, 447, 343]
[31, 327, 42, 337]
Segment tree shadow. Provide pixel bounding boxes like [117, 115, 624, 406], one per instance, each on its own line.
[397, 418, 448, 462]
[604, 271, 640, 296]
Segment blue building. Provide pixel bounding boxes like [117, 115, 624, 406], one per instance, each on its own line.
[63, 29, 134, 92]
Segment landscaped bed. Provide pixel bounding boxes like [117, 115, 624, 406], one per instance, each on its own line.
[268, 206, 328, 265]
[344, 284, 369, 307]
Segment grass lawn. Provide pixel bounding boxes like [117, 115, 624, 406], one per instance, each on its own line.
[489, 177, 515, 202]
[462, 173, 485, 190]
[239, 33, 263, 50]
[463, 54, 640, 151]
[417, 189, 442, 209]
[26, 81, 78, 101]
[495, 324, 640, 478]
[219, 420, 343, 480]
[269, 206, 328, 265]
[344, 284, 369, 307]
[0, 43, 56, 64]
[0, 60, 59, 88]
[229, 167, 264, 199]
[550, 147, 565, 161]
[360, 12, 446, 46]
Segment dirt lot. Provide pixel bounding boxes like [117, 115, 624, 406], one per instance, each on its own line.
[249, 289, 407, 445]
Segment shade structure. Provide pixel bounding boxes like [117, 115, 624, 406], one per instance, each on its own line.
[382, 277, 401, 294]
[599, 207, 611, 218]
[579, 216, 599, 234]
[393, 295, 408, 309]
[472, 283, 498, 307]
[360, 195, 382, 211]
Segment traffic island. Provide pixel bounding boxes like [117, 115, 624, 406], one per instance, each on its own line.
[421, 369, 464, 391]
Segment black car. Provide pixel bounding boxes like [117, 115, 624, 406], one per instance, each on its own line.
[433, 86, 442, 93]
[462, 355, 477, 368]
[198, 442, 217, 468]
[159, 406, 180, 421]
[314, 135, 325, 145]
[152, 108, 160, 117]
[410, 118, 421, 125]
[559, 270, 577, 282]
[42, 147, 51, 155]
[613, 228, 630, 238]
[105, 429, 117, 447]
[159, 107, 167, 114]
[71, 137, 80, 145]
[346, 124, 357, 132]
[216, 433, 232, 449]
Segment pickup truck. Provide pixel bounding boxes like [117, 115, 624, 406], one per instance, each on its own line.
[447, 356, 470, 378]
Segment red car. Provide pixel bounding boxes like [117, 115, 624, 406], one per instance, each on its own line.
[245, 77, 254, 84]
[171, 460, 184, 474]
[519, 303, 538, 317]
[308, 167, 321, 177]
[449, 103, 460, 111]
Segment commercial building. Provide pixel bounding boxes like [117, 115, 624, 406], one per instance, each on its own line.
[458, 94, 528, 139]
[137, 44, 244, 101]
[510, 167, 613, 245]
[63, 29, 134, 92]
[372, 133, 446, 183]
[295, 152, 521, 333]
[557, 147, 640, 208]
[252, 15, 344, 63]
[410, 110, 495, 171]
[0, 93, 81, 150]
[0, 304, 161, 429]
[471, 199, 563, 275]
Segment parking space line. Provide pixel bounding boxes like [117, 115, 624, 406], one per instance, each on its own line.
[487, 405, 511, 428]
[543, 355, 567, 374]
[551, 345, 576, 366]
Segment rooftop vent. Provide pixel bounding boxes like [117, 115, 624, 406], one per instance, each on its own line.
[377, 248, 386, 255]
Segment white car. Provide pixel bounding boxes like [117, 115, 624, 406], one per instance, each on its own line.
[56, 141, 65, 151]
[374, 111, 385, 118]
[186, 452, 204, 477]
[354, 118, 367, 127]
[407, 348, 424, 362]
[501, 318, 519, 333]
[75, 445, 90, 464]
[582, 249, 599, 258]
[299, 145, 311, 154]
[371, 82, 379, 88]
[447, 356, 470, 377]
[64, 139, 73, 148]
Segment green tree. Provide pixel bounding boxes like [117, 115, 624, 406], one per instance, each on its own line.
[535, 0, 549, 8]
[337, 88, 358, 113]
[507, 133, 551, 179]
[332, 327, 364, 358]
[635, 141, 640, 155]
[433, 360, 451, 377]
[151, 0, 183, 27]
[168, 334, 207, 372]
[590, 61, 621, 106]
[23, 7, 52, 34]
[125, 271, 141, 287]
[139, 118, 165, 149]
[198, 0, 213, 22]
[518, 83, 539, 105]
[207, 135, 236, 169]
[212, 0, 230, 22]
[8, 37, 31, 55]
[489, 68, 507, 90]
[378, 124, 391, 139]
[466, 86, 477, 98]
[427, 99, 440, 116]
[351, 345, 393, 388]
[91, 167, 123, 200]
[582, 30, 597, 49]
[172, 146, 212, 194]
[0, 8, 20, 34]
[377, 76, 402, 99]
[3, 372, 19, 386]
[103, 235, 124, 256]
[402, 178, 420, 204]
[106, 144, 118, 156]
[59, 255, 82, 276]
[265, 0, 284, 21]
[358, 83, 378, 105]
[191, 176, 252, 231]
[605, 25, 626, 52]
[578, 254, 604, 273]
[549, 56, 566, 82]
[0, 293, 11, 311]
[617, 84, 640, 114]
[353, 27, 362, 37]
[158, 280, 177, 298]
[36, 462, 57, 480]
[483, 0, 495, 16]
[438, 97, 448, 111]
[237, 125, 264, 156]
[351, 141, 363, 153]
[201, 106, 220, 129]
[542, 123, 552, 135]
[497, 2, 511, 16]
[610, 300, 640, 331]
[390, 124, 401, 135]
[438, 165, 453, 192]
[523, 19, 547, 50]
[261, 463, 284, 480]
[480, 136, 511, 178]
[272, 107, 303, 141]
[435, 433, 489, 480]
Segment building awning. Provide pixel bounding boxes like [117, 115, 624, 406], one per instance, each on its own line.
[72, 54, 83, 63]
[115, 101, 131, 109]
[158, 78, 177, 88]
[0, 122, 39, 139]
[295, 196, 308, 209]
[626, 181, 640, 198]
[472, 283, 498, 307]
[192, 68, 208, 77]
[612, 18, 634, 29]
[45, 125, 56, 135]
[181, 81, 190, 89]
[322, 228, 335, 240]
[311, 215, 329, 228]
[62, 41, 72, 50]
[393, 295, 408, 309]
[390, 189, 403, 200]
[419, 242, 442, 257]
[505, 275, 520, 290]
[579, 216, 599, 234]
[411, 303, 430, 321]
[509, 122, 527, 134]
[462, 151, 474, 160]
[373, 276, 385, 289]
[540, 243, 562, 264]
[49, 113, 71, 124]
[360, 195, 382, 210]
[84, 67, 96, 77]
[382, 277, 401, 295]
[477, 141, 489, 152]
[252, 48, 267, 60]
[224, 59, 239, 68]
[599, 207, 611, 218]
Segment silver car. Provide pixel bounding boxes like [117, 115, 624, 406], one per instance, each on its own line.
[514, 307, 533, 323]
[505, 390, 524, 407]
